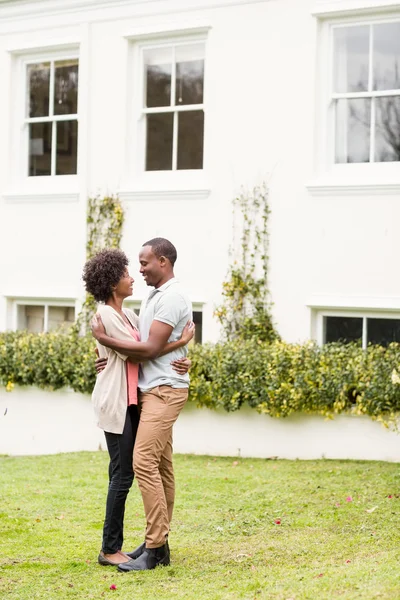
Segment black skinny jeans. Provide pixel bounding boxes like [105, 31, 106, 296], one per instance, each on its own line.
[102, 405, 140, 554]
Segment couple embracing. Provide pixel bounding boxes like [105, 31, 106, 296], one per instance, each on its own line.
[83, 238, 194, 573]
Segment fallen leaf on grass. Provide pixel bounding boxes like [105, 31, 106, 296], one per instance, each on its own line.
[365, 506, 378, 514]
[56, 514, 65, 520]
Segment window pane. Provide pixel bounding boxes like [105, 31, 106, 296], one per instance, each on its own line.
[373, 22, 400, 91]
[56, 120, 78, 175]
[146, 113, 173, 171]
[175, 44, 204, 105]
[324, 316, 363, 344]
[54, 59, 79, 116]
[144, 47, 172, 108]
[367, 318, 400, 346]
[27, 62, 50, 117]
[375, 97, 400, 162]
[29, 122, 52, 176]
[193, 311, 203, 344]
[48, 306, 75, 331]
[335, 98, 371, 163]
[334, 26, 369, 93]
[17, 305, 45, 333]
[177, 110, 204, 170]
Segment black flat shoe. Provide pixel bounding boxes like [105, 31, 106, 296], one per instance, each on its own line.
[98, 553, 121, 566]
[118, 544, 170, 572]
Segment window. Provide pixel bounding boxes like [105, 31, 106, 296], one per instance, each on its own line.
[333, 21, 400, 164]
[142, 41, 205, 171]
[323, 314, 400, 347]
[16, 303, 75, 333]
[26, 58, 79, 176]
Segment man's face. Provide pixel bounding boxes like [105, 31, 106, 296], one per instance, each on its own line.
[139, 245, 163, 287]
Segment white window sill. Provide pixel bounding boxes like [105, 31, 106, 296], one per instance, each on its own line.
[3, 177, 80, 203]
[119, 173, 211, 202]
[118, 188, 211, 202]
[306, 179, 400, 196]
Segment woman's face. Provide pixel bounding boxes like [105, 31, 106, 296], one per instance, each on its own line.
[114, 268, 134, 298]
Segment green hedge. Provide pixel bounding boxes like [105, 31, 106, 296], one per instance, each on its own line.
[1, 332, 400, 420]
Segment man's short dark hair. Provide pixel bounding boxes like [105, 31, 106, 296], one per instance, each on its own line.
[142, 237, 177, 266]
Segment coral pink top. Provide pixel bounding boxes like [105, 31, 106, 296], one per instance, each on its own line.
[125, 320, 140, 406]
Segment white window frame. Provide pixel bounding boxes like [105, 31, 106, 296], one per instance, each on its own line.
[125, 32, 208, 190]
[10, 46, 80, 192]
[25, 57, 79, 178]
[10, 298, 77, 332]
[314, 308, 400, 349]
[312, 12, 400, 189]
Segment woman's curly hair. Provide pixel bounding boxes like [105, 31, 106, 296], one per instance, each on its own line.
[82, 249, 129, 303]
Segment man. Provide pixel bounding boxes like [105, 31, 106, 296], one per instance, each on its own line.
[91, 238, 192, 572]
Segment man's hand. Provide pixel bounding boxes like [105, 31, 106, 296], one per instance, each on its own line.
[181, 321, 195, 345]
[95, 356, 108, 374]
[171, 357, 191, 374]
[91, 313, 106, 341]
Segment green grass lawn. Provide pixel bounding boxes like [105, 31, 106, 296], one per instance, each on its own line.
[0, 452, 399, 600]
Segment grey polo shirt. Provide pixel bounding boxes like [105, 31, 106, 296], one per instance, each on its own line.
[138, 277, 192, 392]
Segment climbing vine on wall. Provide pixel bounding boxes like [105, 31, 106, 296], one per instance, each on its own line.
[214, 184, 279, 343]
[74, 195, 125, 333]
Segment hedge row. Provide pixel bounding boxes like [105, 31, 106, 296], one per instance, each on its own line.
[1, 331, 400, 420]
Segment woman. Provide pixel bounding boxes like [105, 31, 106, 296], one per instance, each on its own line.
[82, 248, 194, 566]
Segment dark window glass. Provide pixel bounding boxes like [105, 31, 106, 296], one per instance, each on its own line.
[146, 113, 173, 171]
[175, 59, 204, 105]
[56, 120, 78, 175]
[375, 97, 400, 162]
[324, 316, 363, 344]
[333, 26, 369, 93]
[335, 98, 371, 163]
[193, 311, 203, 344]
[373, 22, 400, 91]
[54, 59, 79, 116]
[28, 63, 50, 117]
[29, 122, 52, 176]
[177, 110, 204, 170]
[367, 318, 400, 346]
[146, 64, 172, 108]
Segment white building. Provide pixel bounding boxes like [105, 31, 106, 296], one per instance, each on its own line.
[1, 0, 400, 346]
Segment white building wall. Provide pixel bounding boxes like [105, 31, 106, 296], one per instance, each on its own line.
[0, 0, 399, 341]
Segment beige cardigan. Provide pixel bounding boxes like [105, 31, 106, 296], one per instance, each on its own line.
[92, 304, 139, 434]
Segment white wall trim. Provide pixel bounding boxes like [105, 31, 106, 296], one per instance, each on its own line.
[123, 24, 212, 41]
[0, 0, 272, 23]
[6, 39, 80, 54]
[313, 0, 400, 17]
[307, 296, 400, 311]
[2, 193, 80, 203]
[306, 181, 400, 196]
[118, 189, 211, 202]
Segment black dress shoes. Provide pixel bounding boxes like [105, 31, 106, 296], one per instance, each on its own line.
[118, 543, 170, 572]
[125, 541, 146, 560]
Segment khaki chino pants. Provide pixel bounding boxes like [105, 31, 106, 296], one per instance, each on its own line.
[133, 385, 188, 548]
